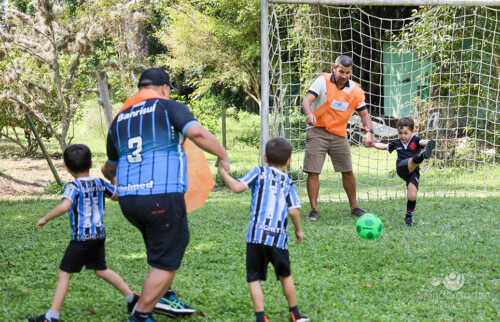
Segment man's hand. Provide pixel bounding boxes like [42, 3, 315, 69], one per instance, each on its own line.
[305, 113, 316, 126]
[362, 133, 374, 147]
[216, 157, 230, 173]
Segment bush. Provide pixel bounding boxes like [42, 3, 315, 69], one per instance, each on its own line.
[215, 169, 251, 188]
[43, 181, 65, 195]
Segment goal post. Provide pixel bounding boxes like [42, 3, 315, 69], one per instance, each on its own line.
[260, 0, 500, 202]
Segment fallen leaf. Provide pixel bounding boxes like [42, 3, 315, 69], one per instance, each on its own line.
[317, 308, 321, 314]
[492, 267, 497, 272]
[195, 311, 206, 317]
[365, 283, 372, 288]
[416, 296, 423, 300]
[85, 308, 96, 315]
[20, 288, 29, 293]
[8, 261, 14, 268]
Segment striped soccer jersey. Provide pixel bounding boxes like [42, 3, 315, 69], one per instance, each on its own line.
[62, 177, 115, 241]
[106, 98, 198, 197]
[239, 166, 301, 250]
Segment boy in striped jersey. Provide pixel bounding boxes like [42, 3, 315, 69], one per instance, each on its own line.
[218, 137, 308, 322]
[28, 144, 138, 322]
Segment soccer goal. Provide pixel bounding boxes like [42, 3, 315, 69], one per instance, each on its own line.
[260, 0, 499, 202]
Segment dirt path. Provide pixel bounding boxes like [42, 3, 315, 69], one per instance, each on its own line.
[0, 158, 102, 200]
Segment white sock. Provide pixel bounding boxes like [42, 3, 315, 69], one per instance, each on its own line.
[45, 310, 59, 320]
[126, 293, 135, 303]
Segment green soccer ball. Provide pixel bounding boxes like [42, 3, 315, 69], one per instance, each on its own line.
[356, 213, 383, 240]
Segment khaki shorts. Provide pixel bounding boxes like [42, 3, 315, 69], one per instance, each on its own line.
[303, 127, 352, 173]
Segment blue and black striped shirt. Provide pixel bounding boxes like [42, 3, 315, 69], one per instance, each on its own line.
[239, 166, 301, 250]
[62, 178, 115, 241]
[106, 99, 198, 197]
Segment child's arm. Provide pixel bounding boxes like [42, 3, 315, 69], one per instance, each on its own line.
[37, 199, 72, 227]
[372, 142, 388, 150]
[217, 166, 247, 193]
[419, 139, 431, 147]
[288, 208, 304, 245]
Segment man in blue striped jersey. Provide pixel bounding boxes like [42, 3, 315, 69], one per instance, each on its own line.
[102, 68, 228, 322]
[218, 137, 309, 322]
[29, 144, 137, 322]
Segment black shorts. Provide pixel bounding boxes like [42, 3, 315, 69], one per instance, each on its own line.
[246, 243, 291, 283]
[396, 159, 420, 189]
[60, 239, 107, 273]
[118, 193, 189, 271]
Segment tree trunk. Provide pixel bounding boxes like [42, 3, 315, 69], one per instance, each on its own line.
[221, 103, 226, 149]
[97, 71, 114, 127]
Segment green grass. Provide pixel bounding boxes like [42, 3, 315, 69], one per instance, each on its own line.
[1, 194, 499, 321]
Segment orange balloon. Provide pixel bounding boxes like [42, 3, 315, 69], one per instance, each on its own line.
[183, 139, 215, 212]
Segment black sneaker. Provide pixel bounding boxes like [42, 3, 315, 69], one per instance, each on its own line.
[307, 210, 318, 221]
[423, 140, 435, 159]
[405, 213, 413, 226]
[290, 311, 310, 322]
[351, 207, 366, 217]
[127, 292, 141, 314]
[28, 314, 59, 322]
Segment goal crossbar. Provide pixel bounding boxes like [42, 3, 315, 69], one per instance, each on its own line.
[269, 0, 500, 5]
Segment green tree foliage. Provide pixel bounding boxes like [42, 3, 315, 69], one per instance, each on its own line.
[396, 6, 500, 150]
[155, 0, 261, 112]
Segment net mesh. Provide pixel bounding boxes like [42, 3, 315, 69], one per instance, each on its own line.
[267, 4, 499, 202]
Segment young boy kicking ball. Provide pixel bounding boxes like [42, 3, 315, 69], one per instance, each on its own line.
[218, 137, 308, 322]
[370, 117, 435, 226]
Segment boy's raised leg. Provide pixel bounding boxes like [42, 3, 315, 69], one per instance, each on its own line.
[95, 268, 133, 297]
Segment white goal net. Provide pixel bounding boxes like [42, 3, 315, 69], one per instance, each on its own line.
[264, 1, 499, 202]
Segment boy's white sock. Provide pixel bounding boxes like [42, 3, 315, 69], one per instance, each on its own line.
[45, 310, 59, 320]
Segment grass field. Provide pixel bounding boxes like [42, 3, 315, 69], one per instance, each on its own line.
[1, 101, 499, 321]
[1, 193, 499, 321]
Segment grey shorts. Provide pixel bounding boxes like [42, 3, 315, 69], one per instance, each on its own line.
[303, 127, 352, 173]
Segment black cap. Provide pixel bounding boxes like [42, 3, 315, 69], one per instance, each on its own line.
[138, 68, 177, 90]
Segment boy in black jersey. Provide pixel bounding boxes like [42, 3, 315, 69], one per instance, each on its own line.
[370, 117, 435, 226]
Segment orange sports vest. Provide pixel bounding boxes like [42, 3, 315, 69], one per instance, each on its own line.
[313, 73, 365, 137]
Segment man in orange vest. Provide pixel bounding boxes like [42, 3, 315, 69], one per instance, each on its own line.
[302, 55, 374, 221]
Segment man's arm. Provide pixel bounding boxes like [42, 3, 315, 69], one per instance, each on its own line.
[358, 109, 374, 147]
[185, 123, 229, 170]
[101, 162, 117, 185]
[302, 92, 317, 126]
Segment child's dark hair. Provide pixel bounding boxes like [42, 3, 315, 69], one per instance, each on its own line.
[63, 144, 92, 173]
[265, 137, 292, 166]
[396, 117, 415, 131]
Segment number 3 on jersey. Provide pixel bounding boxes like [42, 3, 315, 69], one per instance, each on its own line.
[127, 136, 142, 163]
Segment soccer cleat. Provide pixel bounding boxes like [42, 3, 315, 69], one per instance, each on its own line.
[27, 314, 59, 322]
[127, 292, 141, 314]
[405, 213, 413, 226]
[307, 210, 318, 221]
[127, 315, 157, 322]
[154, 290, 195, 316]
[351, 207, 366, 217]
[290, 311, 310, 322]
[423, 140, 435, 159]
